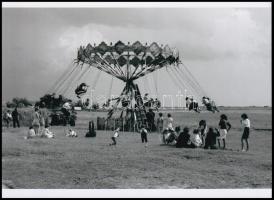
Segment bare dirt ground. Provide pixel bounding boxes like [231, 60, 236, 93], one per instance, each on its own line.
[2, 107, 272, 189]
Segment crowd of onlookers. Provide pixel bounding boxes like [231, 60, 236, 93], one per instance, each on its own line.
[3, 102, 251, 152]
[109, 111, 250, 152]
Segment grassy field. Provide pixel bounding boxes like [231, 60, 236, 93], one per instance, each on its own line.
[2, 107, 272, 189]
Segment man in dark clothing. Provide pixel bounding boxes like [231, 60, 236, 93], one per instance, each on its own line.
[204, 128, 220, 149]
[176, 127, 191, 148]
[11, 107, 20, 128]
[146, 109, 156, 132]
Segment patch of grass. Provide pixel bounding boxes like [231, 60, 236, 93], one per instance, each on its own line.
[2, 108, 272, 189]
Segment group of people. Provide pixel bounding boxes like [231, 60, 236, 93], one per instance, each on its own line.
[3, 107, 20, 128]
[25, 104, 54, 139]
[160, 113, 250, 152]
[143, 93, 161, 110]
[185, 95, 219, 113]
[185, 96, 200, 113]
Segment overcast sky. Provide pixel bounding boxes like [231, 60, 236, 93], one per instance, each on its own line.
[2, 5, 271, 106]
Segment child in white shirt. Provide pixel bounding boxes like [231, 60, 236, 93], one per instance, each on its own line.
[24, 126, 36, 139]
[66, 129, 77, 137]
[190, 129, 203, 148]
[110, 128, 120, 146]
[42, 125, 55, 138]
[140, 125, 148, 147]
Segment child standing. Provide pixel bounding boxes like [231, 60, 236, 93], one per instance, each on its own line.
[240, 113, 250, 152]
[110, 127, 120, 146]
[140, 125, 148, 147]
[218, 114, 232, 149]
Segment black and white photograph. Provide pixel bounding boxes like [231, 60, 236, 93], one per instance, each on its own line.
[2, 2, 272, 198]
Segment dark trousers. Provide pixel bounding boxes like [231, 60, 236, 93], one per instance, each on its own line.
[111, 137, 116, 145]
[141, 133, 148, 143]
[13, 118, 20, 128]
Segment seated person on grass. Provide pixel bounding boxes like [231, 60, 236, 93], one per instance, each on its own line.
[66, 129, 78, 137]
[41, 125, 55, 138]
[176, 127, 191, 148]
[204, 127, 220, 149]
[189, 129, 203, 148]
[24, 126, 36, 139]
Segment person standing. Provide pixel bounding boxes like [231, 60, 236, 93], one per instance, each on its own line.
[218, 114, 232, 149]
[146, 109, 155, 132]
[3, 110, 12, 128]
[240, 113, 250, 152]
[39, 103, 49, 131]
[32, 107, 41, 135]
[12, 107, 20, 128]
[156, 112, 164, 133]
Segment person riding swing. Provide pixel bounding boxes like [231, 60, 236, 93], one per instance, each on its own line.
[202, 96, 219, 113]
[75, 83, 89, 98]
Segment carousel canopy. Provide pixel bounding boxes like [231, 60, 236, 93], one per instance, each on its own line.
[76, 41, 180, 82]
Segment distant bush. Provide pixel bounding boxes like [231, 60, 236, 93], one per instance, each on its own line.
[39, 93, 72, 109]
[6, 97, 33, 108]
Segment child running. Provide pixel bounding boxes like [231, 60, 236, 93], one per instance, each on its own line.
[110, 127, 120, 146]
[240, 113, 250, 152]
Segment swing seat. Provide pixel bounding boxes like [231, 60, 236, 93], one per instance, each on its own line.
[122, 100, 130, 108]
[75, 84, 88, 97]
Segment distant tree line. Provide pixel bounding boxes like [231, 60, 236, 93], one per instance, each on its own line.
[6, 97, 33, 108]
[38, 93, 72, 109]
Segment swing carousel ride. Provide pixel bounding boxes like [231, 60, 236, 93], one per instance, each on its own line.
[48, 41, 219, 129]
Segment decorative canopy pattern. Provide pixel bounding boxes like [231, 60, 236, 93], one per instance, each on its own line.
[76, 41, 180, 82]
